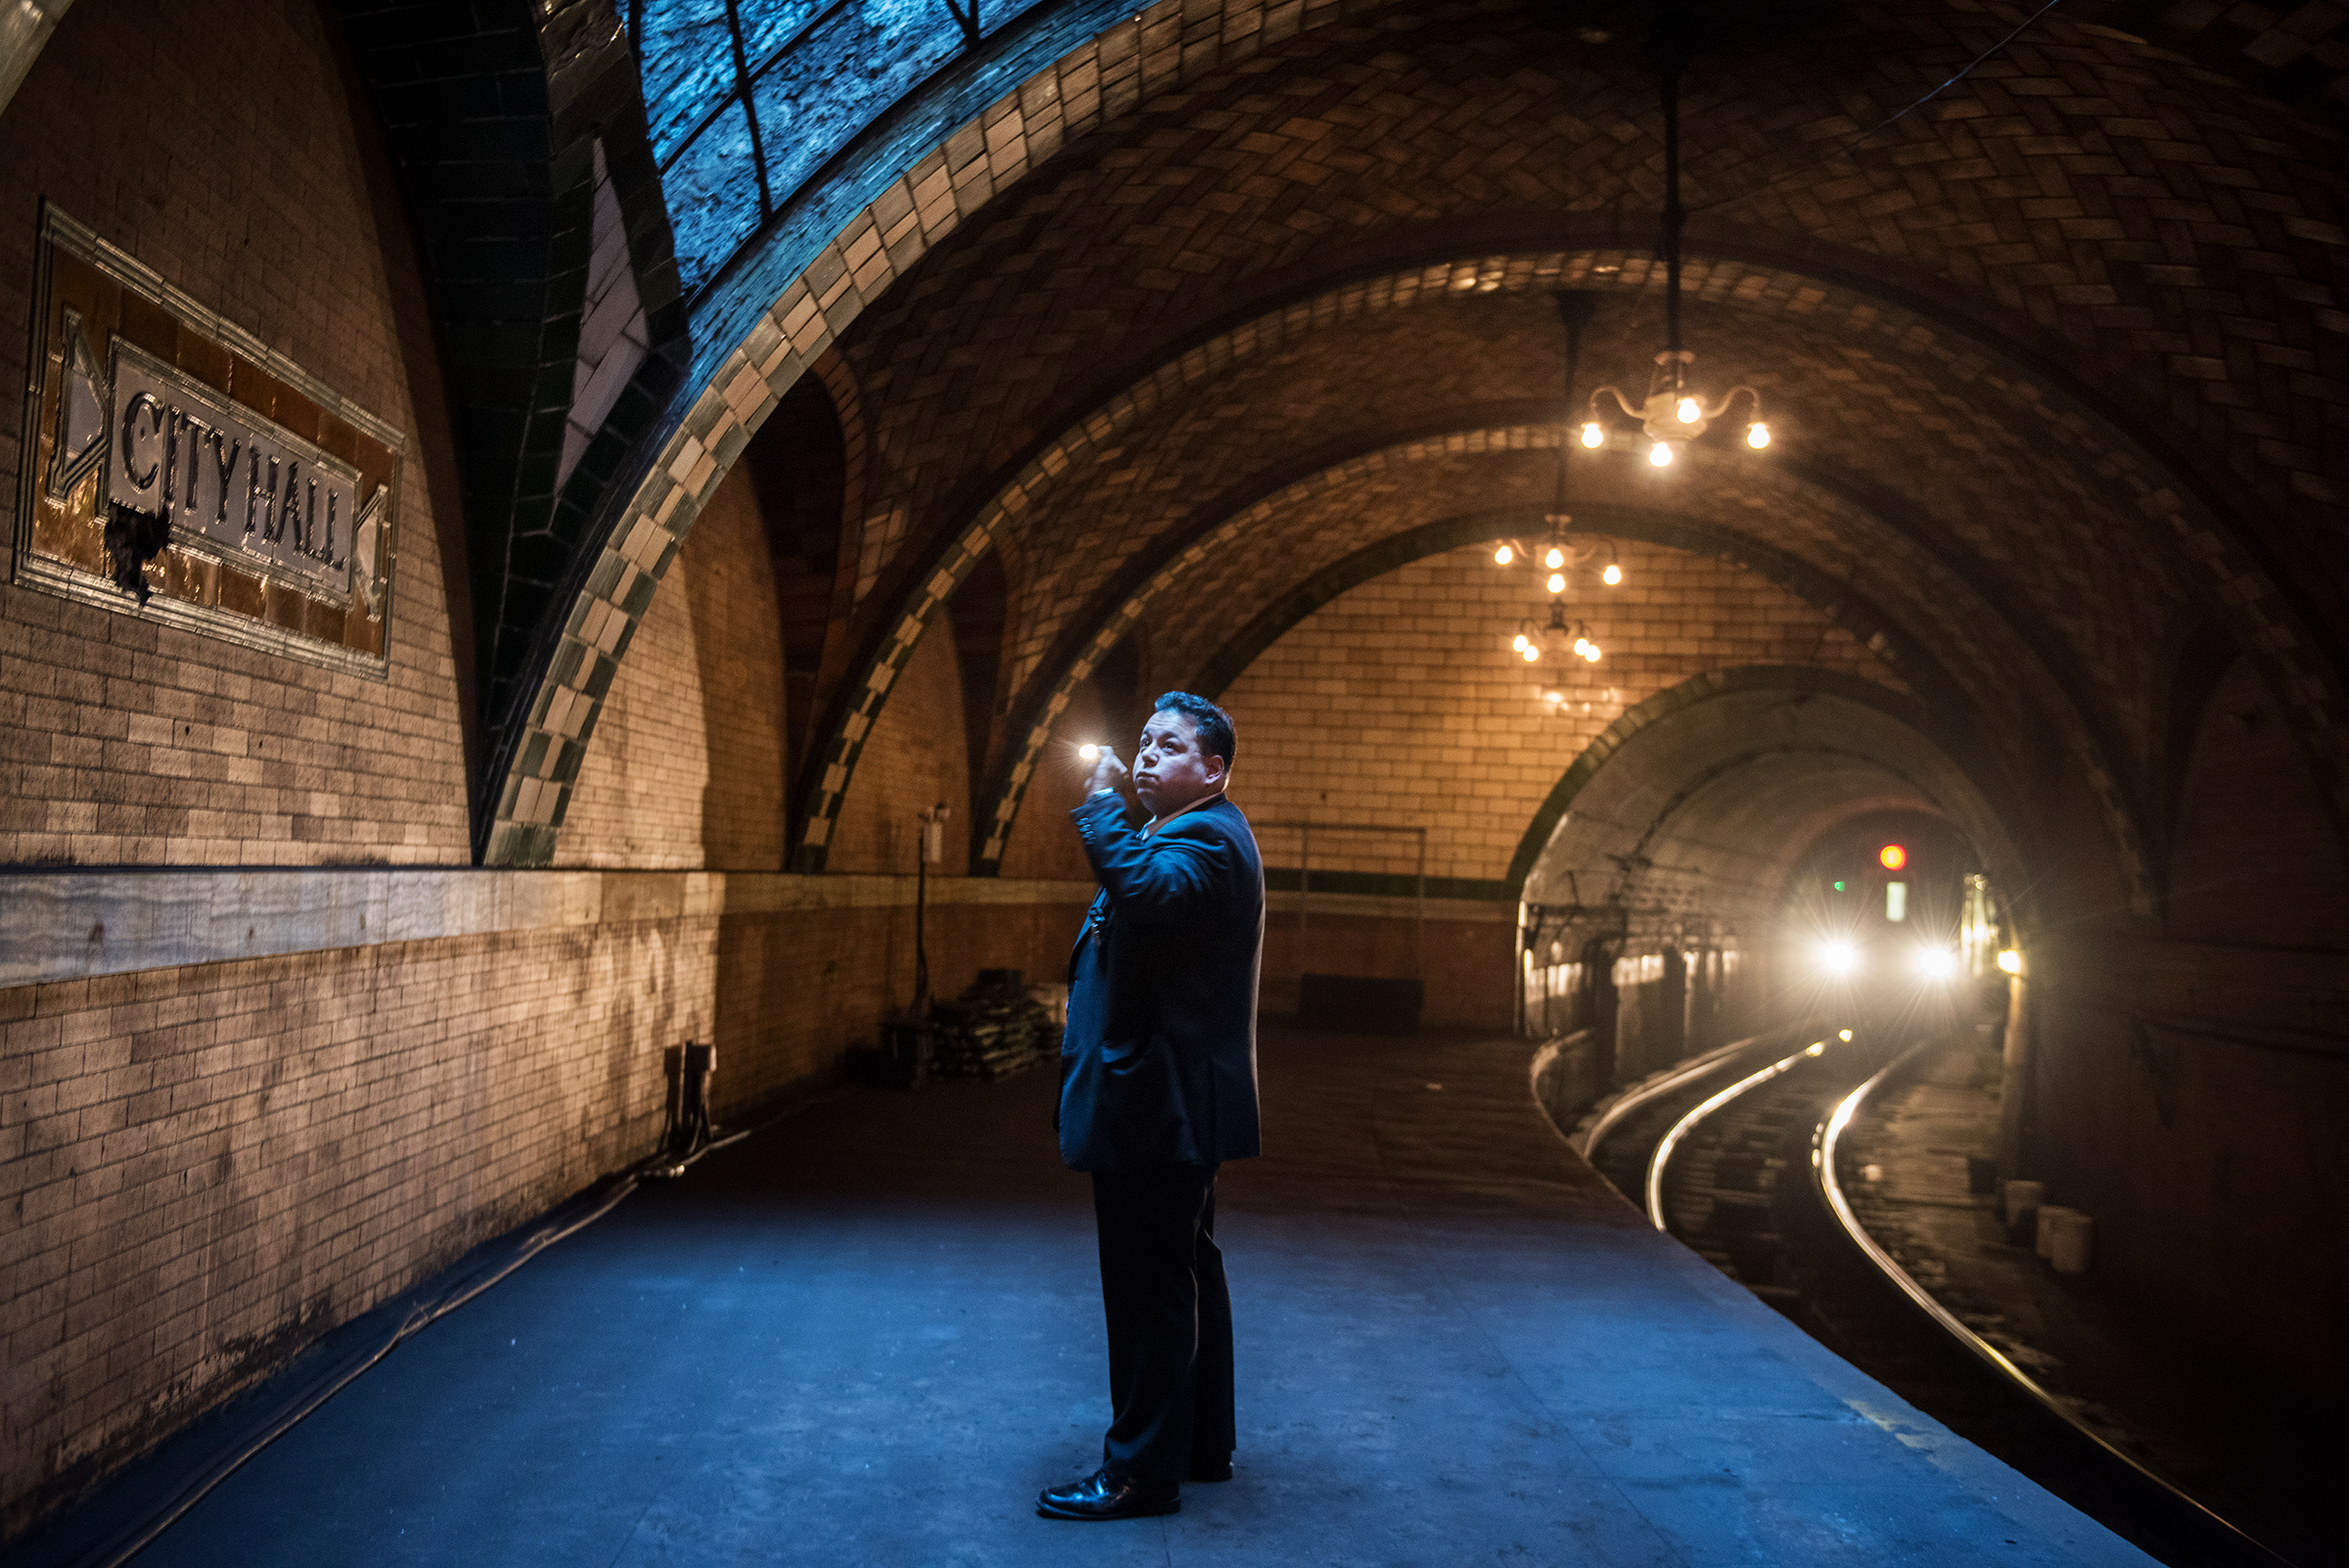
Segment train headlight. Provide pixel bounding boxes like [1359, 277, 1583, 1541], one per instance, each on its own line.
[1912, 946, 1958, 982]
[1818, 940, 1859, 977]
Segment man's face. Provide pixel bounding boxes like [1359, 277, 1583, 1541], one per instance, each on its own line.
[1131, 712, 1225, 817]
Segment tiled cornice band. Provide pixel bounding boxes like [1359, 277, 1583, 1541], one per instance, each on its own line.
[0, 869, 1093, 989]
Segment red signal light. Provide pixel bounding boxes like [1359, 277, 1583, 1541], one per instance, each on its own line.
[1878, 844, 1908, 872]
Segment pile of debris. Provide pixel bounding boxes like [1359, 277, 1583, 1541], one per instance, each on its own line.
[928, 969, 1061, 1079]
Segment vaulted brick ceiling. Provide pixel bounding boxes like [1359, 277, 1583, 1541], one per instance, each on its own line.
[803, 0, 2343, 877]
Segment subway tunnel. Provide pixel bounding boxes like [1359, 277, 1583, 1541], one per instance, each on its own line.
[1, 0, 2344, 1562]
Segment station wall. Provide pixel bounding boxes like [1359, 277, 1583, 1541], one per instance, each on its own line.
[3, 0, 2345, 1537]
[0, 0, 1085, 1538]
[2024, 652, 2349, 1394]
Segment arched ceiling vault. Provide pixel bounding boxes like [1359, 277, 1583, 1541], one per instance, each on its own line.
[793, 200, 2340, 879]
[951, 433, 2121, 874]
[477, 0, 2345, 887]
[796, 234, 2282, 899]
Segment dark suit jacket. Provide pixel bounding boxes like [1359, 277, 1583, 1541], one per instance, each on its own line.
[1057, 790, 1265, 1173]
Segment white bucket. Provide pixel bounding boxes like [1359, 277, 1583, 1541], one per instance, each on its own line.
[2002, 1179, 2044, 1224]
[2044, 1209, 2094, 1273]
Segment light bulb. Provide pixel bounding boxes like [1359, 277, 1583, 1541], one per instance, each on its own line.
[1746, 422, 1771, 450]
[1676, 395, 1702, 425]
[1580, 421, 1605, 449]
[1543, 546, 1565, 570]
[1572, 637, 1589, 657]
[1521, 644, 1541, 663]
[1494, 543, 1514, 566]
[1584, 644, 1601, 662]
[1546, 572, 1566, 595]
[1601, 563, 1622, 585]
[1648, 441, 1674, 468]
[1511, 632, 1530, 651]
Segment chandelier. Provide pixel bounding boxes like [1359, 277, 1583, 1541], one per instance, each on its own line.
[1512, 600, 1603, 666]
[1493, 293, 1620, 666]
[1577, 22, 1772, 469]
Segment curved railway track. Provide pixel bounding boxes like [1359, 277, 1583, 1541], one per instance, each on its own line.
[1578, 1029, 2299, 1568]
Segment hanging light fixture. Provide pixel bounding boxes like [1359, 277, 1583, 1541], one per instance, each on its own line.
[1512, 600, 1604, 666]
[1492, 295, 1627, 594]
[1578, 15, 1773, 466]
[1494, 293, 1620, 674]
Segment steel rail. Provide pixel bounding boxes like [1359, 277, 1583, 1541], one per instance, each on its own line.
[1572, 1022, 1818, 1160]
[1642, 1037, 1829, 1228]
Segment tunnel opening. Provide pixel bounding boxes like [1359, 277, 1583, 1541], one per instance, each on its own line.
[1518, 670, 2025, 1121]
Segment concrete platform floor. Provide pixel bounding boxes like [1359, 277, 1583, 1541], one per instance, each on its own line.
[130, 1028, 2157, 1567]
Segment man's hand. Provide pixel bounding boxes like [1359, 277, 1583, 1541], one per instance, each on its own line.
[1086, 746, 1137, 807]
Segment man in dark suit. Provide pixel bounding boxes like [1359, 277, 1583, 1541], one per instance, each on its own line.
[1037, 692, 1264, 1522]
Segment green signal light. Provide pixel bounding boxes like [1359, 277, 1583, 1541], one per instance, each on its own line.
[1832, 880, 1846, 893]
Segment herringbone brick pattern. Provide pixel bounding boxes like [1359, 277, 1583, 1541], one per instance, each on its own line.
[490, 0, 2342, 910]
[761, 4, 2340, 880]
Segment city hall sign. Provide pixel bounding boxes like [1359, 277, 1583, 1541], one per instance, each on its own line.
[13, 208, 404, 677]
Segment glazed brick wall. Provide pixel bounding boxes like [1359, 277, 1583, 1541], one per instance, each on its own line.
[558, 462, 790, 871]
[0, 0, 472, 866]
[1261, 906, 1514, 1033]
[1219, 540, 1902, 884]
[824, 622, 968, 876]
[0, 924, 674, 1538]
[559, 458, 972, 880]
[0, 883, 1086, 1539]
[2029, 982, 2348, 1398]
[993, 672, 1113, 884]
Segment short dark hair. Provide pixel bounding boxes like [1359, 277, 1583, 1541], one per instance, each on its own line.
[1152, 691, 1235, 769]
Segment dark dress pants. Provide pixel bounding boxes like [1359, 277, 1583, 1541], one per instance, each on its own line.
[1090, 1162, 1232, 1483]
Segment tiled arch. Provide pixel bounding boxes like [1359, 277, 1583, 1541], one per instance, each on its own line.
[961, 443, 2146, 909]
[1504, 666, 2031, 901]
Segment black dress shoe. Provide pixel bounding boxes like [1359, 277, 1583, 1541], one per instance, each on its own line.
[1036, 1467, 1180, 1520]
[1187, 1455, 1233, 1483]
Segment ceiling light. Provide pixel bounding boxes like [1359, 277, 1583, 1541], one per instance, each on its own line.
[1574, 43, 1778, 466]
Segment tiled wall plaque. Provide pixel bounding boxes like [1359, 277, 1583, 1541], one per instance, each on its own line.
[13, 208, 403, 677]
